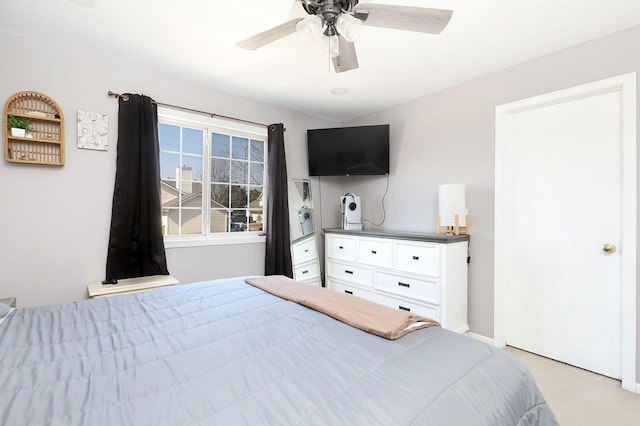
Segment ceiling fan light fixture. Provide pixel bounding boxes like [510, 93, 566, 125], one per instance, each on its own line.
[327, 34, 340, 58]
[296, 15, 323, 42]
[236, 2, 453, 74]
[335, 13, 363, 42]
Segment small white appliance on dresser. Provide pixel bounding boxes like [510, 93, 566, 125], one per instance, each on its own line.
[340, 193, 362, 230]
[324, 228, 469, 333]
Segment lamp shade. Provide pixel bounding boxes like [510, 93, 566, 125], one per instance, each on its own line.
[438, 184, 466, 227]
[336, 13, 363, 42]
[296, 15, 323, 42]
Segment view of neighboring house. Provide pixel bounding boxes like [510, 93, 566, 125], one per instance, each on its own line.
[161, 167, 263, 235]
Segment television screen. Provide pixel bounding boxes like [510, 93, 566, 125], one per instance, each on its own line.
[307, 124, 390, 176]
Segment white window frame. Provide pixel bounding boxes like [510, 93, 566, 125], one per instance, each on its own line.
[158, 106, 267, 248]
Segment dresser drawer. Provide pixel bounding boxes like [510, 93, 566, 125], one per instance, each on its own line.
[299, 277, 322, 287]
[375, 271, 439, 305]
[329, 280, 373, 301]
[395, 242, 440, 277]
[294, 261, 320, 282]
[358, 238, 393, 268]
[291, 236, 318, 264]
[326, 260, 373, 287]
[374, 293, 440, 321]
[326, 235, 356, 261]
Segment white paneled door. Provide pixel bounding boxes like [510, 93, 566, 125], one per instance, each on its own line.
[495, 74, 636, 385]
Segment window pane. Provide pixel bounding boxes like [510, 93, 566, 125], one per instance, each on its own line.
[160, 152, 180, 180]
[165, 209, 181, 235]
[180, 209, 203, 235]
[249, 163, 263, 185]
[161, 181, 179, 208]
[232, 137, 248, 160]
[230, 209, 247, 232]
[231, 160, 247, 184]
[179, 182, 202, 209]
[212, 133, 230, 158]
[159, 123, 180, 152]
[211, 184, 230, 208]
[210, 209, 229, 233]
[211, 158, 230, 183]
[230, 185, 247, 208]
[249, 210, 263, 232]
[183, 128, 203, 155]
[250, 139, 264, 162]
[249, 186, 263, 205]
[181, 156, 203, 183]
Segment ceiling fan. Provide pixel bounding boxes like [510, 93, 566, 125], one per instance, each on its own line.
[237, 0, 453, 73]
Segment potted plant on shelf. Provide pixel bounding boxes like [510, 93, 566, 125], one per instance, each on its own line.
[7, 115, 32, 137]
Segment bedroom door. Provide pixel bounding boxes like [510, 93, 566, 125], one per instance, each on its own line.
[494, 73, 636, 385]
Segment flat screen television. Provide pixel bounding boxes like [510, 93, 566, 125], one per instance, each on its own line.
[307, 124, 390, 176]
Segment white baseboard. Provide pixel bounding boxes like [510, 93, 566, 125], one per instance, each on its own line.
[623, 382, 640, 394]
[467, 332, 497, 347]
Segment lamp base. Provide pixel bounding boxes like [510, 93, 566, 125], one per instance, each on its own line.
[436, 214, 469, 236]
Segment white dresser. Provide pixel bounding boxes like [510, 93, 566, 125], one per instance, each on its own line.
[291, 233, 322, 287]
[324, 229, 469, 333]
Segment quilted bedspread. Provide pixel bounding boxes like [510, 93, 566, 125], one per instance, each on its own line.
[0, 277, 557, 425]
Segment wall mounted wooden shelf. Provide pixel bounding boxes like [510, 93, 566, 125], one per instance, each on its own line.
[4, 91, 64, 166]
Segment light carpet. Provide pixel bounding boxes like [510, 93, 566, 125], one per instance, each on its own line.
[505, 346, 640, 426]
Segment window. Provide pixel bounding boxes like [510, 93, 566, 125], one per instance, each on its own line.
[158, 108, 267, 246]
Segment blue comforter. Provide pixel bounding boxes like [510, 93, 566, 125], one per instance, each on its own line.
[0, 277, 557, 425]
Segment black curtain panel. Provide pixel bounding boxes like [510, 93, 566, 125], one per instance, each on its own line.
[105, 94, 169, 280]
[265, 123, 293, 277]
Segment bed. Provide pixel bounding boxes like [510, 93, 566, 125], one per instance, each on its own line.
[0, 276, 557, 425]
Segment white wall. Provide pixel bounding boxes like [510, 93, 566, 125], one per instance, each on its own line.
[0, 30, 336, 307]
[340, 24, 640, 381]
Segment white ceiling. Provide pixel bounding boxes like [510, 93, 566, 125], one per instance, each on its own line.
[2, 0, 640, 121]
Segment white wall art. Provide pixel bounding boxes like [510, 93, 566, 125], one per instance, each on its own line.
[77, 110, 108, 151]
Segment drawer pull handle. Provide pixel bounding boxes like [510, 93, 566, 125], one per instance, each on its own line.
[398, 282, 410, 288]
[338, 246, 344, 249]
[399, 305, 411, 312]
[412, 256, 419, 260]
[345, 270, 354, 275]
[371, 250, 377, 254]
[345, 290, 353, 295]
[304, 249, 309, 253]
[302, 270, 309, 274]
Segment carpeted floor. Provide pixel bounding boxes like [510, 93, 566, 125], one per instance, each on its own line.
[504, 346, 640, 426]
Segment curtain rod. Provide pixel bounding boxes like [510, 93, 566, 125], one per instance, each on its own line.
[108, 91, 282, 130]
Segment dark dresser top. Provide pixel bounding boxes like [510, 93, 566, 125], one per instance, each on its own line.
[323, 228, 469, 243]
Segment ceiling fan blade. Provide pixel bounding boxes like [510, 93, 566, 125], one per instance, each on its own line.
[333, 36, 359, 74]
[236, 18, 302, 50]
[354, 3, 453, 34]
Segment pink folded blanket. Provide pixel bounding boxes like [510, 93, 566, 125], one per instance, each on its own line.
[245, 275, 440, 340]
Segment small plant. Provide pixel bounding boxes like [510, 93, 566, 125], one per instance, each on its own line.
[7, 115, 31, 130]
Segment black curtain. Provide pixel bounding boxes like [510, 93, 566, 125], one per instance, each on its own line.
[105, 94, 169, 280]
[265, 123, 293, 277]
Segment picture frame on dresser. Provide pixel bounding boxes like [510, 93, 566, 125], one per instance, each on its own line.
[324, 228, 469, 333]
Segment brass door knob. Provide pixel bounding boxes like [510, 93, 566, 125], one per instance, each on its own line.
[602, 243, 617, 254]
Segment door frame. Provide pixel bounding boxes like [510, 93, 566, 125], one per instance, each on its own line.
[494, 73, 637, 392]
